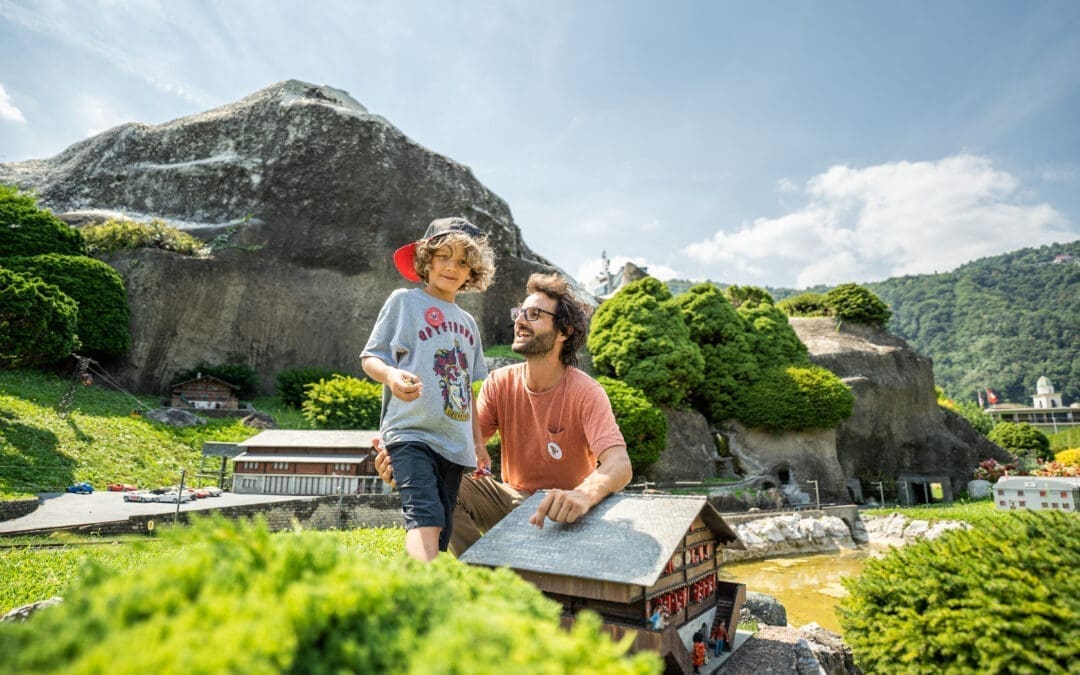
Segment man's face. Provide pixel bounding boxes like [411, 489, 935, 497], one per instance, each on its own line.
[511, 292, 560, 356]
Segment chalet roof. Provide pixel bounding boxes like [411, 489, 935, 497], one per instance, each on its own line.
[233, 452, 373, 464]
[239, 429, 379, 449]
[996, 476, 1080, 490]
[459, 492, 742, 587]
[171, 374, 240, 390]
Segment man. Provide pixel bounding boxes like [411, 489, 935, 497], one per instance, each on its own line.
[374, 272, 632, 556]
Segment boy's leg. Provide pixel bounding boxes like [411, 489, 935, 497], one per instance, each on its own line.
[406, 527, 442, 562]
[449, 475, 527, 556]
[389, 441, 449, 562]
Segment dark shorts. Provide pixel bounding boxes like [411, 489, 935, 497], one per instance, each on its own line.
[386, 441, 465, 551]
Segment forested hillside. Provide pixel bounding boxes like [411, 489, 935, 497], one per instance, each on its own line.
[666, 240, 1079, 407]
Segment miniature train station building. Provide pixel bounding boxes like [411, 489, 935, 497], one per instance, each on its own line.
[171, 374, 240, 410]
[231, 430, 386, 496]
[460, 493, 746, 674]
[994, 476, 1080, 512]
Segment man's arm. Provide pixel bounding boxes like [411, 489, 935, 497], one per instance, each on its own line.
[529, 444, 632, 528]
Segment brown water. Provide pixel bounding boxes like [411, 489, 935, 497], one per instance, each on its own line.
[718, 547, 881, 633]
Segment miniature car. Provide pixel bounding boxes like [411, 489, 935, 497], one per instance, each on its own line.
[107, 483, 138, 492]
[155, 491, 193, 503]
[65, 482, 93, 494]
[190, 487, 210, 499]
[123, 490, 156, 502]
[202, 486, 223, 497]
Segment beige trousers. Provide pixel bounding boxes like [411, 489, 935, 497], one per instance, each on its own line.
[449, 476, 529, 557]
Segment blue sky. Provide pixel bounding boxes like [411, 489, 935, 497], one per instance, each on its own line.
[1, 1, 1078, 288]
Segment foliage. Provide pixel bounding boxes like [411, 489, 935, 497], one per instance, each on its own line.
[734, 365, 854, 431]
[0, 267, 80, 368]
[483, 344, 524, 362]
[0, 184, 84, 258]
[589, 277, 704, 407]
[0, 369, 272, 500]
[672, 283, 758, 424]
[737, 301, 809, 370]
[971, 459, 1015, 482]
[275, 366, 344, 408]
[867, 240, 1080, 405]
[3, 254, 130, 357]
[1031, 461, 1080, 477]
[597, 376, 667, 474]
[861, 499, 1002, 527]
[839, 510, 1080, 674]
[80, 218, 205, 256]
[823, 283, 892, 328]
[723, 284, 774, 309]
[1050, 428, 1080, 452]
[952, 400, 994, 436]
[776, 291, 830, 318]
[986, 422, 1052, 460]
[1054, 448, 1080, 467]
[171, 361, 260, 399]
[0, 517, 660, 674]
[302, 374, 382, 430]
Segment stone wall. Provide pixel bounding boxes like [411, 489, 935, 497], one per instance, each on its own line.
[0, 498, 40, 522]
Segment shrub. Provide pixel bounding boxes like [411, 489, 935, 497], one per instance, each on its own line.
[598, 376, 667, 474]
[823, 283, 891, 328]
[81, 218, 205, 256]
[302, 374, 382, 429]
[723, 284, 774, 309]
[734, 365, 854, 431]
[275, 366, 344, 408]
[839, 510, 1080, 674]
[777, 292, 830, 317]
[0, 517, 659, 674]
[0, 184, 84, 257]
[171, 362, 261, 399]
[672, 283, 758, 424]
[588, 277, 704, 407]
[953, 400, 994, 436]
[1055, 448, 1080, 467]
[972, 458, 1015, 482]
[987, 422, 1052, 461]
[737, 301, 809, 370]
[3, 254, 130, 357]
[0, 267, 80, 368]
[1032, 461, 1080, 477]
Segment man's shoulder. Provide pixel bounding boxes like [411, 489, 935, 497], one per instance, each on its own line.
[565, 367, 607, 392]
[487, 362, 526, 383]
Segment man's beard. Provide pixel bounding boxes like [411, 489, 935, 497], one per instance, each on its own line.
[512, 327, 557, 356]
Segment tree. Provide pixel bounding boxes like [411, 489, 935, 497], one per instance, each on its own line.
[987, 422, 1052, 461]
[589, 277, 704, 408]
[598, 376, 667, 475]
[0, 184, 84, 257]
[0, 267, 80, 368]
[737, 302, 809, 370]
[723, 284, 774, 309]
[823, 283, 891, 328]
[734, 365, 855, 431]
[776, 291, 830, 318]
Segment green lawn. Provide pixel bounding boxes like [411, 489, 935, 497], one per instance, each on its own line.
[862, 498, 1003, 527]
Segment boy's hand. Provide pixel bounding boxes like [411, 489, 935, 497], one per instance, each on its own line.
[388, 368, 422, 401]
[471, 446, 492, 479]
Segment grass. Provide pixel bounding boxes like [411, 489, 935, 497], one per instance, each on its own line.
[862, 498, 1003, 526]
[484, 344, 523, 361]
[1049, 426, 1080, 452]
[0, 370, 312, 500]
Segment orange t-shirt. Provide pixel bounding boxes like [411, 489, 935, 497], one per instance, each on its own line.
[477, 364, 625, 494]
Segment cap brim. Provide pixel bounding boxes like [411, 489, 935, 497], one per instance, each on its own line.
[393, 242, 421, 282]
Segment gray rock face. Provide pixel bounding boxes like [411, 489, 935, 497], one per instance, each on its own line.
[144, 407, 205, 427]
[1, 597, 63, 623]
[789, 318, 1012, 498]
[0, 81, 556, 393]
[644, 407, 720, 482]
[740, 591, 789, 626]
[718, 625, 861, 675]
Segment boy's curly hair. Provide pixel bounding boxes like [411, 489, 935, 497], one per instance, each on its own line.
[414, 232, 496, 293]
[526, 273, 591, 367]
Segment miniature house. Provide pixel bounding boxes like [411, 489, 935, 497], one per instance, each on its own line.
[232, 430, 385, 495]
[995, 476, 1080, 512]
[171, 374, 240, 410]
[460, 493, 746, 674]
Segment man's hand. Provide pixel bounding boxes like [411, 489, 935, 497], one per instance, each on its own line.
[372, 438, 396, 489]
[529, 489, 591, 529]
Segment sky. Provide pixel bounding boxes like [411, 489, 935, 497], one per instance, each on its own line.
[1, 1, 1079, 289]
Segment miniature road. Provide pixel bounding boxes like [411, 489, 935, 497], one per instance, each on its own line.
[0, 491, 316, 534]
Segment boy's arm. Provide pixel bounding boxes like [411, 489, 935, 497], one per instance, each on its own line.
[361, 356, 422, 402]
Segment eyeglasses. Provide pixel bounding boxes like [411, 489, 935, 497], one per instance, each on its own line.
[510, 306, 557, 322]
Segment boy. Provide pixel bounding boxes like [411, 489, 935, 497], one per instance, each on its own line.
[361, 217, 495, 562]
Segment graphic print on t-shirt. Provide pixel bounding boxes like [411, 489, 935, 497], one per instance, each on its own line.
[433, 339, 471, 421]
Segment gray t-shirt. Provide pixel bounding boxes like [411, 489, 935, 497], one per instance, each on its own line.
[361, 288, 488, 468]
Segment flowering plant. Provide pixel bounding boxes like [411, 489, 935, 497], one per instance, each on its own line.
[1032, 461, 1080, 477]
[972, 459, 1016, 482]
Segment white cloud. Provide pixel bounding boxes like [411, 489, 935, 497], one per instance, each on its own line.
[683, 155, 1074, 288]
[0, 83, 26, 123]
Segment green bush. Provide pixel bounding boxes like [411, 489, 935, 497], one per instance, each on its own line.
[987, 422, 1052, 461]
[275, 366, 344, 408]
[672, 283, 759, 424]
[598, 376, 667, 474]
[589, 277, 704, 407]
[777, 291, 830, 317]
[737, 301, 810, 369]
[81, 218, 205, 256]
[302, 374, 382, 429]
[953, 400, 994, 436]
[171, 361, 260, 399]
[839, 510, 1079, 674]
[723, 284, 774, 309]
[0, 184, 84, 257]
[3, 254, 130, 357]
[0, 517, 659, 674]
[823, 283, 891, 328]
[0, 267, 80, 368]
[735, 365, 854, 431]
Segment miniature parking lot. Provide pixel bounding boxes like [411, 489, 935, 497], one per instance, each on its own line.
[0, 491, 315, 535]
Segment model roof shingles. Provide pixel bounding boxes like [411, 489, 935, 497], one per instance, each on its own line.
[460, 492, 740, 587]
[238, 429, 379, 448]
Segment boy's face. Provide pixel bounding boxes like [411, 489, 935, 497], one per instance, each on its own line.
[425, 242, 472, 301]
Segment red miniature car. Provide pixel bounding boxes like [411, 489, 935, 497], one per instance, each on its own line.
[107, 483, 138, 492]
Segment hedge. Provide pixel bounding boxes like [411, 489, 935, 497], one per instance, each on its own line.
[734, 364, 854, 431]
[302, 374, 382, 430]
[0, 184, 84, 258]
[0, 267, 80, 368]
[598, 376, 667, 474]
